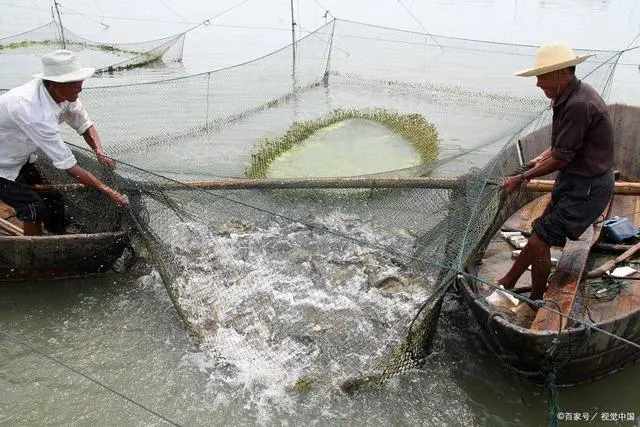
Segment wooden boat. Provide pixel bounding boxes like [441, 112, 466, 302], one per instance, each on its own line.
[0, 200, 129, 281]
[458, 103, 640, 385]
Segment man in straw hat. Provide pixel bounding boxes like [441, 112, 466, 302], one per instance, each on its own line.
[497, 42, 615, 310]
[0, 49, 128, 236]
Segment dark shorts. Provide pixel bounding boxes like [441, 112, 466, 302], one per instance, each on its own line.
[0, 163, 66, 232]
[0, 164, 49, 222]
[532, 169, 614, 246]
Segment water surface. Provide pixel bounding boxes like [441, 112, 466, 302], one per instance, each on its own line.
[0, 1, 639, 426]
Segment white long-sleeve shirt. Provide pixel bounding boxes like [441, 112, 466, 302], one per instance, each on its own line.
[0, 78, 94, 181]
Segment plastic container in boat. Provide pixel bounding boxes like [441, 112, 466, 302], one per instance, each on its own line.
[603, 216, 639, 243]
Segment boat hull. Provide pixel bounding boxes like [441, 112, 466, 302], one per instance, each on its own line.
[0, 231, 129, 281]
[457, 273, 640, 385]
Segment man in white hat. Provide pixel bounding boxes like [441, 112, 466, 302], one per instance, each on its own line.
[0, 49, 128, 235]
[497, 42, 615, 308]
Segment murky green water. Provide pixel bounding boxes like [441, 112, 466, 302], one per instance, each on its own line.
[267, 119, 421, 178]
[2, 275, 638, 426]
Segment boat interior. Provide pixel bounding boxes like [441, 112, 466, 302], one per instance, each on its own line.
[475, 192, 640, 330]
[474, 103, 640, 332]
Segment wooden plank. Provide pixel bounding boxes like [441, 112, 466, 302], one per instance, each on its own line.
[0, 201, 23, 231]
[606, 194, 638, 229]
[602, 194, 640, 318]
[611, 104, 640, 181]
[607, 194, 640, 279]
[531, 226, 595, 331]
[0, 218, 23, 236]
[502, 193, 551, 235]
[617, 195, 640, 229]
[531, 198, 613, 331]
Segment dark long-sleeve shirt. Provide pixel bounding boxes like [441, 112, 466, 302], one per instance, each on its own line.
[551, 77, 614, 177]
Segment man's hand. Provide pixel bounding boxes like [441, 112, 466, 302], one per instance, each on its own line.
[101, 186, 129, 208]
[502, 175, 525, 194]
[99, 185, 129, 208]
[96, 150, 116, 169]
[66, 165, 128, 207]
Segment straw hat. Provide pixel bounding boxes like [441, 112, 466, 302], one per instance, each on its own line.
[515, 42, 595, 77]
[33, 49, 95, 82]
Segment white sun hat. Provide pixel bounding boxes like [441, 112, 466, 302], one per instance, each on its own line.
[515, 42, 595, 77]
[33, 49, 95, 82]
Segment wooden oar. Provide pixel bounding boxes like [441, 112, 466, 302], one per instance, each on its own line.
[0, 217, 24, 236]
[30, 178, 640, 193]
[586, 240, 640, 278]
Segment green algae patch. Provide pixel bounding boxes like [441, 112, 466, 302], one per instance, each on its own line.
[246, 108, 439, 178]
[0, 40, 56, 50]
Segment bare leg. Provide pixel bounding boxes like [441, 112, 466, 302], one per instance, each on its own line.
[497, 231, 551, 297]
[528, 233, 551, 301]
[497, 236, 534, 289]
[23, 220, 42, 236]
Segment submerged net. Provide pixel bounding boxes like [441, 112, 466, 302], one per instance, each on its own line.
[0, 21, 185, 75]
[31, 19, 623, 392]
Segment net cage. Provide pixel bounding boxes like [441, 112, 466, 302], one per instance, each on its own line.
[28, 19, 622, 392]
[0, 20, 186, 76]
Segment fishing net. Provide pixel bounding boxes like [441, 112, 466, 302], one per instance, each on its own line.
[27, 19, 622, 392]
[0, 20, 185, 77]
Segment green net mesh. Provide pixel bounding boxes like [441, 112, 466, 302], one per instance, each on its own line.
[25, 18, 623, 392]
[0, 20, 185, 78]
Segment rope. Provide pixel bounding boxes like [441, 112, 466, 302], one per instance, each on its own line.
[395, 0, 443, 51]
[55, 3, 110, 28]
[187, 0, 256, 33]
[586, 276, 628, 301]
[545, 370, 560, 427]
[154, 0, 190, 24]
[0, 329, 182, 427]
[298, 22, 350, 57]
[544, 299, 563, 358]
[485, 312, 527, 403]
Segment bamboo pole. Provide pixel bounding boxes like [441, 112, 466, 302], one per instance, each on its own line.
[33, 178, 640, 193]
[586, 240, 640, 278]
[525, 180, 640, 195]
[0, 217, 24, 236]
[34, 176, 464, 191]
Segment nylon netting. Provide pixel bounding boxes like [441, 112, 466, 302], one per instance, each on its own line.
[31, 19, 621, 392]
[0, 21, 185, 76]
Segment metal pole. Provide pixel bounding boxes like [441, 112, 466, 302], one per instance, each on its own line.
[54, 0, 66, 49]
[290, 0, 296, 72]
[323, 19, 336, 86]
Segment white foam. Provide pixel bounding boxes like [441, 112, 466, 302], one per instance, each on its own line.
[158, 211, 433, 413]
